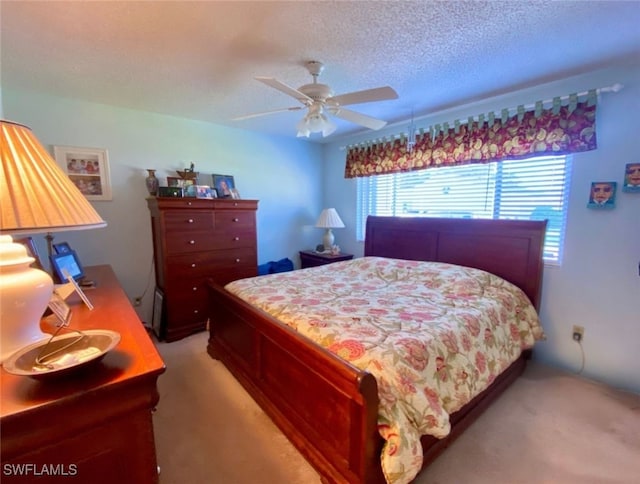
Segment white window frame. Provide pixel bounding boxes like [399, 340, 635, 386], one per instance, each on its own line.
[356, 155, 572, 265]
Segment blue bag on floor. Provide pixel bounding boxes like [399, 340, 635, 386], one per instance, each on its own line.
[258, 258, 294, 275]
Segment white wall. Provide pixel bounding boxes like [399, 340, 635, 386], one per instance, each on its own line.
[321, 62, 640, 394]
[4, 89, 324, 325]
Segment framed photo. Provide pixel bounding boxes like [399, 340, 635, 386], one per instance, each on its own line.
[622, 162, 640, 192]
[14, 236, 45, 271]
[50, 250, 85, 283]
[196, 185, 216, 199]
[230, 188, 241, 199]
[54, 145, 112, 201]
[183, 179, 197, 197]
[212, 174, 235, 198]
[152, 289, 164, 339]
[587, 181, 617, 209]
[53, 241, 72, 254]
[167, 176, 184, 188]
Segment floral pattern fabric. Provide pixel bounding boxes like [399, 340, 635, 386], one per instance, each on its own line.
[345, 100, 596, 178]
[225, 257, 545, 484]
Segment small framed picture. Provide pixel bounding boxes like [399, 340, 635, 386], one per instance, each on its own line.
[183, 179, 197, 197]
[196, 185, 215, 199]
[212, 174, 235, 198]
[622, 163, 640, 192]
[53, 241, 72, 254]
[54, 145, 112, 201]
[230, 188, 241, 199]
[50, 250, 85, 283]
[167, 176, 184, 188]
[587, 181, 617, 209]
[14, 236, 45, 271]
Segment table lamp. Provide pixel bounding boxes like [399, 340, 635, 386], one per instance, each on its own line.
[0, 120, 107, 362]
[315, 208, 345, 250]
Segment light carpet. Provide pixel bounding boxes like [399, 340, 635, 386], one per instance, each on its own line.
[153, 332, 640, 483]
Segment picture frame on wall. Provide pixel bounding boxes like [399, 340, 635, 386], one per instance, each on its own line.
[622, 162, 640, 192]
[54, 145, 112, 201]
[587, 181, 617, 209]
[212, 174, 235, 198]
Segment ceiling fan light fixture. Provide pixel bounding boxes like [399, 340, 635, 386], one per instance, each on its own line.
[296, 105, 336, 138]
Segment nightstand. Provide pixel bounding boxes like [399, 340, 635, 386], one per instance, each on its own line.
[299, 250, 354, 269]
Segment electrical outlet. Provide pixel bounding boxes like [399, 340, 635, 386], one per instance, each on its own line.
[133, 297, 142, 307]
[572, 325, 584, 342]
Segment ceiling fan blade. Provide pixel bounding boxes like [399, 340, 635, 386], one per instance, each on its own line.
[329, 86, 398, 107]
[232, 106, 303, 121]
[330, 107, 388, 130]
[255, 77, 313, 104]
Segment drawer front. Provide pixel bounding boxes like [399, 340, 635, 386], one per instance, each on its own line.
[214, 210, 255, 229]
[210, 228, 256, 250]
[165, 231, 215, 254]
[209, 247, 257, 271]
[164, 211, 214, 232]
[301, 256, 329, 268]
[165, 300, 208, 327]
[216, 266, 258, 285]
[166, 252, 219, 278]
[166, 284, 208, 322]
[166, 248, 257, 279]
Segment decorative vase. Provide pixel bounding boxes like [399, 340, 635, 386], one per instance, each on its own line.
[145, 169, 159, 196]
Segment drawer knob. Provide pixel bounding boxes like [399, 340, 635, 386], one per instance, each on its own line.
[187, 202, 192, 206]
[235, 258, 241, 263]
[194, 309, 199, 314]
[191, 263, 196, 268]
[234, 236, 240, 241]
[233, 218, 239, 222]
[188, 218, 194, 223]
[233, 202, 238, 207]
[192, 286, 197, 291]
[189, 240, 195, 245]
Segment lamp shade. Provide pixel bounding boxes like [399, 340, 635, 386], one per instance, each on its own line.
[315, 208, 345, 229]
[1, 120, 107, 234]
[0, 119, 107, 361]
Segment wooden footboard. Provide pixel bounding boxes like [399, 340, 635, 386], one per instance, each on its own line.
[207, 280, 386, 484]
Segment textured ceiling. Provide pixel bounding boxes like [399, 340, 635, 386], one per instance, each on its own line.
[2, 1, 639, 143]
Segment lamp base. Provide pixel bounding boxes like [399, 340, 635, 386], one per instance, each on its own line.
[0, 235, 52, 363]
[323, 229, 335, 251]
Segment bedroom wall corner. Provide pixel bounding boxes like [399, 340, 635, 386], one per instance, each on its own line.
[3, 88, 324, 326]
[321, 61, 640, 394]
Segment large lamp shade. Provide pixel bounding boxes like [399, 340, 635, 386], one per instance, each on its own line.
[0, 120, 107, 361]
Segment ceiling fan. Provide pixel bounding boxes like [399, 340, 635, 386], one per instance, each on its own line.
[233, 60, 399, 138]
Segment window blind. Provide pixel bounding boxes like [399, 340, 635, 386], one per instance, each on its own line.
[356, 155, 571, 264]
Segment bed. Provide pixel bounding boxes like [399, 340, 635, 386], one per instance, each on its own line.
[206, 216, 546, 483]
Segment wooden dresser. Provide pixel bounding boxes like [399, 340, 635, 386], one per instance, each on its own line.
[0, 265, 165, 484]
[147, 197, 259, 342]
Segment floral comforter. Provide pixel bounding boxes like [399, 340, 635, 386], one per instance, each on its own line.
[225, 257, 544, 484]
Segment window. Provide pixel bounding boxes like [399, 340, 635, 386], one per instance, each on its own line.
[356, 155, 571, 264]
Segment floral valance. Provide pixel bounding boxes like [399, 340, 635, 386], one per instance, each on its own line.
[345, 93, 597, 179]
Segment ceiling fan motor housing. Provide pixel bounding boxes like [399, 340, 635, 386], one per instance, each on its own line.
[298, 83, 333, 103]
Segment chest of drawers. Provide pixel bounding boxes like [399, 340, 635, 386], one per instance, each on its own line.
[147, 197, 259, 341]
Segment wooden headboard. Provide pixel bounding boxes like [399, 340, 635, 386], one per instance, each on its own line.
[364, 216, 547, 310]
